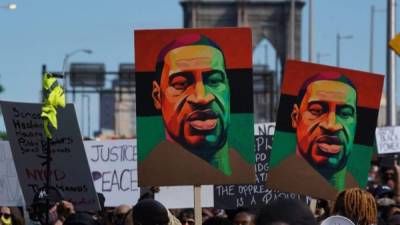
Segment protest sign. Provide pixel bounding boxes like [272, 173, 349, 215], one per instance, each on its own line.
[84, 139, 214, 208]
[268, 60, 384, 200]
[1, 101, 100, 211]
[376, 126, 400, 154]
[156, 186, 214, 209]
[0, 141, 24, 206]
[135, 28, 255, 186]
[84, 139, 139, 206]
[214, 123, 306, 209]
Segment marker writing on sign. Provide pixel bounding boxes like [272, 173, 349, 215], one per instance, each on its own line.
[90, 144, 136, 162]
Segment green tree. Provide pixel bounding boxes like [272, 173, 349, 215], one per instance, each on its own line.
[0, 131, 8, 140]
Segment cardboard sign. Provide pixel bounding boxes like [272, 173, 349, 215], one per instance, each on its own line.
[376, 126, 400, 154]
[1, 101, 100, 210]
[267, 60, 384, 200]
[84, 140, 140, 206]
[135, 28, 255, 186]
[214, 123, 306, 209]
[84, 139, 215, 208]
[0, 141, 24, 206]
[156, 186, 214, 209]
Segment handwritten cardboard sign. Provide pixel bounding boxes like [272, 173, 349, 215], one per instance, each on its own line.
[0, 141, 24, 206]
[84, 140, 140, 206]
[214, 123, 306, 208]
[84, 139, 214, 208]
[376, 126, 400, 154]
[0, 101, 100, 211]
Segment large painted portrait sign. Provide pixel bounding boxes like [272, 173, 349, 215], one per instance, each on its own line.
[267, 60, 384, 200]
[135, 28, 255, 186]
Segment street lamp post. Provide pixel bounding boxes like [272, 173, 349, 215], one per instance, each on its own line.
[290, 0, 296, 59]
[387, 0, 397, 126]
[83, 95, 91, 137]
[336, 33, 353, 67]
[308, 0, 314, 62]
[81, 94, 85, 136]
[62, 49, 93, 96]
[0, 3, 16, 10]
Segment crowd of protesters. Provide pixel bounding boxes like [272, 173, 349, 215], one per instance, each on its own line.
[2, 159, 400, 225]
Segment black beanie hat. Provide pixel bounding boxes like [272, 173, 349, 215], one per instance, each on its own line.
[132, 199, 169, 225]
[256, 199, 317, 225]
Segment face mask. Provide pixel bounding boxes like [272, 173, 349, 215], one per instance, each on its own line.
[0, 213, 12, 225]
[37, 211, 59, 225]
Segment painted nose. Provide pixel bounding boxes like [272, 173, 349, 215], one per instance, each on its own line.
[320, 111, 342, 132]
[187, 81, 214, 105]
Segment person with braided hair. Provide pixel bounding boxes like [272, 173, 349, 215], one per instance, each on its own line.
[332, 188, 378, 225]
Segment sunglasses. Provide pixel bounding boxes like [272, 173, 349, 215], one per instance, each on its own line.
[0, 213, 11, 219]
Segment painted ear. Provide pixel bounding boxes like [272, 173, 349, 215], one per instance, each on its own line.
[291, 104, 299, 128]
[152, 81, 161, 110]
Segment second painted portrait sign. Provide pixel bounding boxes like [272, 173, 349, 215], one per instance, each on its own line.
[267, 60, 384, 200]
[135, 28, 255, 186]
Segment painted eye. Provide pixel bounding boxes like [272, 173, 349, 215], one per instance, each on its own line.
[338, 107, 354, 119]
[170, 76, 189, 90]
[308, 105, 324, 116]
[207, 72, 224, 87]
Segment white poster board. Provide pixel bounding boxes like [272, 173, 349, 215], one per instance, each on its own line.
[84, 140, 140, 206]
[1, 101, 100, 211]
[156, 186, 214, 209]
[254, 122, 276, 136]
[0, 141, 24, 206]
[84, 139, 213, 208]
[376, 126, 400, 154]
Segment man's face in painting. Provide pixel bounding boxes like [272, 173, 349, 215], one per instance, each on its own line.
[152, 45, 230, 152]
[291, 79, 357, 170]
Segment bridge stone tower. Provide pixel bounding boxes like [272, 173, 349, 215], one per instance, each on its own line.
[181, 0, 305, 122]
[180, 0, 305, 63]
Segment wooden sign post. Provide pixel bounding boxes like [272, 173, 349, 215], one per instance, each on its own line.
[194, 185, 202, 225]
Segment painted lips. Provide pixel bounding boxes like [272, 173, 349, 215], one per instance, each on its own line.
[187, 110, 218, 131]
[190, 119, 217, 130]
[316, 136, 342, 154]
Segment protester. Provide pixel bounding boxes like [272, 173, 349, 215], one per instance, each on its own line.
[64, 212, 100, 225]
[366, 162, 380, 192]
[112, 205, 131, 225]
[94, 193, 107, 225]
[0, 207, 12, 225]
[131, 199, 169, 225]
[255, 199, 317, 225]
[332, 188, 377, 225]
[167, 210, 182, 225]
[0, 207, 24, 225]
[200, 208, 216, 223]
[233, 210, 255, 225]
[387, 213, 400, 225]
[380, 166, 397, 190]
[203, 217, 232, 225]
[122, 209, 133, 225]
[27, 186, 76, 225]
[178, 209, 194, 225]
[314, 199, 330, 223]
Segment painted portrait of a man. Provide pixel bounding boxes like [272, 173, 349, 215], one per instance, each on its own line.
[135, 28, 255, 186]
[291, 72, 357, 190]
[152, 34, 232, 175]
[267, 60, 383, 200]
